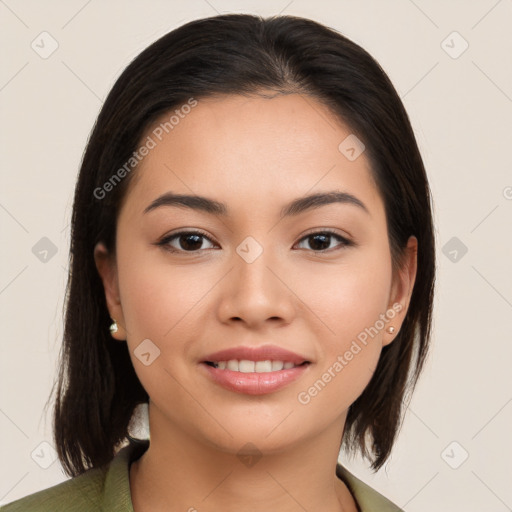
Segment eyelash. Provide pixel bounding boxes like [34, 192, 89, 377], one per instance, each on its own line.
[156, 228, 354, 255]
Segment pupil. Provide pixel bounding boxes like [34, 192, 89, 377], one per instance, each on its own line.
[181, 234, 202, 251]
[309, 234, 330, 251]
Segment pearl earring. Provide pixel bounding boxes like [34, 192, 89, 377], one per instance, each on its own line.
[386, 326, 395, 334]
[110, 319, 119, 335]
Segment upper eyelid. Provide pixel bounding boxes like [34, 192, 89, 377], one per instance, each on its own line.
[161, 227, 351, 240]
[299, 227, 351, 240]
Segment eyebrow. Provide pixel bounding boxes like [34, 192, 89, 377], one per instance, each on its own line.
[143, 190, 370, 217]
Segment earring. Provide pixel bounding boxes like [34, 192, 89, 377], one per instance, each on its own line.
[110, 319, 119, 335]
[386, 326, 396, 334]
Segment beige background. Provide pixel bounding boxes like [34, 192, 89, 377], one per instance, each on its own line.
[1, 0, 512, 510]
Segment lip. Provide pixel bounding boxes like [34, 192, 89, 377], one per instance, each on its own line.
[199, 344, 312, 396]
[199, 361, 311, 395]
[202, 344, 310, 365]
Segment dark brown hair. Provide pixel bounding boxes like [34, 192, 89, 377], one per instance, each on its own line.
[48, 13, 435, 477]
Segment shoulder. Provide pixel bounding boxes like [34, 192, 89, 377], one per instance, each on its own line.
[0, 466, 108, 512]
[336, 464, 404, 512]
[1, 439, 148, 512]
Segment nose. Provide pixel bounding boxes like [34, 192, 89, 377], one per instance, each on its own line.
[216, 245, 296, 329]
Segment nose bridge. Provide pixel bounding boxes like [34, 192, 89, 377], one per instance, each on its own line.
[234, 234, 280, 301]
[217, 233, 295, 325]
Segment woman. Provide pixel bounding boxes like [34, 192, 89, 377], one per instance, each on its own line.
[2, 13, 435, 512]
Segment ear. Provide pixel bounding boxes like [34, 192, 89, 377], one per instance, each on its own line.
[383, 235, 418, 347]
[94, 242, 127, 340]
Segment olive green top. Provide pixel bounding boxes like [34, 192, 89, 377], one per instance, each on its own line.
[1, 439, 403, 511]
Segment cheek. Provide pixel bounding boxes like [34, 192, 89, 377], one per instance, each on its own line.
[295, 269, 387, 418]
[115, 250, 210, 403]
[291, 251, 391, 411]
[291, 247, 392, 343]
[116, 244, 213, 341]
[296, 344, 382, 424]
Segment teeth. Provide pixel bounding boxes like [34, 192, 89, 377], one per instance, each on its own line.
[227, 360, 239, 371]
[239, 360, 255, 373]
[211, 359, 302, 372]
[272, 360, 284, 371]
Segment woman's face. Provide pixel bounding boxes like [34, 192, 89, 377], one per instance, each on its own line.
[95, 92, 416, 455]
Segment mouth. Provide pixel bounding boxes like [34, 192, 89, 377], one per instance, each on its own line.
[199, 344, 312, 394]
[203, 360, 310, 372]
[199, 359, 312, 395]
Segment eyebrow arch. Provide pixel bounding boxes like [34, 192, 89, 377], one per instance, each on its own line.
[143, 191, 370, 217]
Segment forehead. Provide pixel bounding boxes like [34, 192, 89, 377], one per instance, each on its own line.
[122, 93, 382, 218]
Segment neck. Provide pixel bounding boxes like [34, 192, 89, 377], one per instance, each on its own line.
[129, 407, 358, 512]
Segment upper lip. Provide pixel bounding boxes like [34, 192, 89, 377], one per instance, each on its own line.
[202, 345, 311, 365]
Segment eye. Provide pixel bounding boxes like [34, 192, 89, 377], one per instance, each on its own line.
[294, 230, 353, 253]
[157, 230, 217, 253]
[156, 228, 353, 255]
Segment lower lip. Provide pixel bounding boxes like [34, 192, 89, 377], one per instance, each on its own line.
[200, 362, 310, 395]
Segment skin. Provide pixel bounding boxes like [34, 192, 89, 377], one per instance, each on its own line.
[94, 92, 417, 512]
